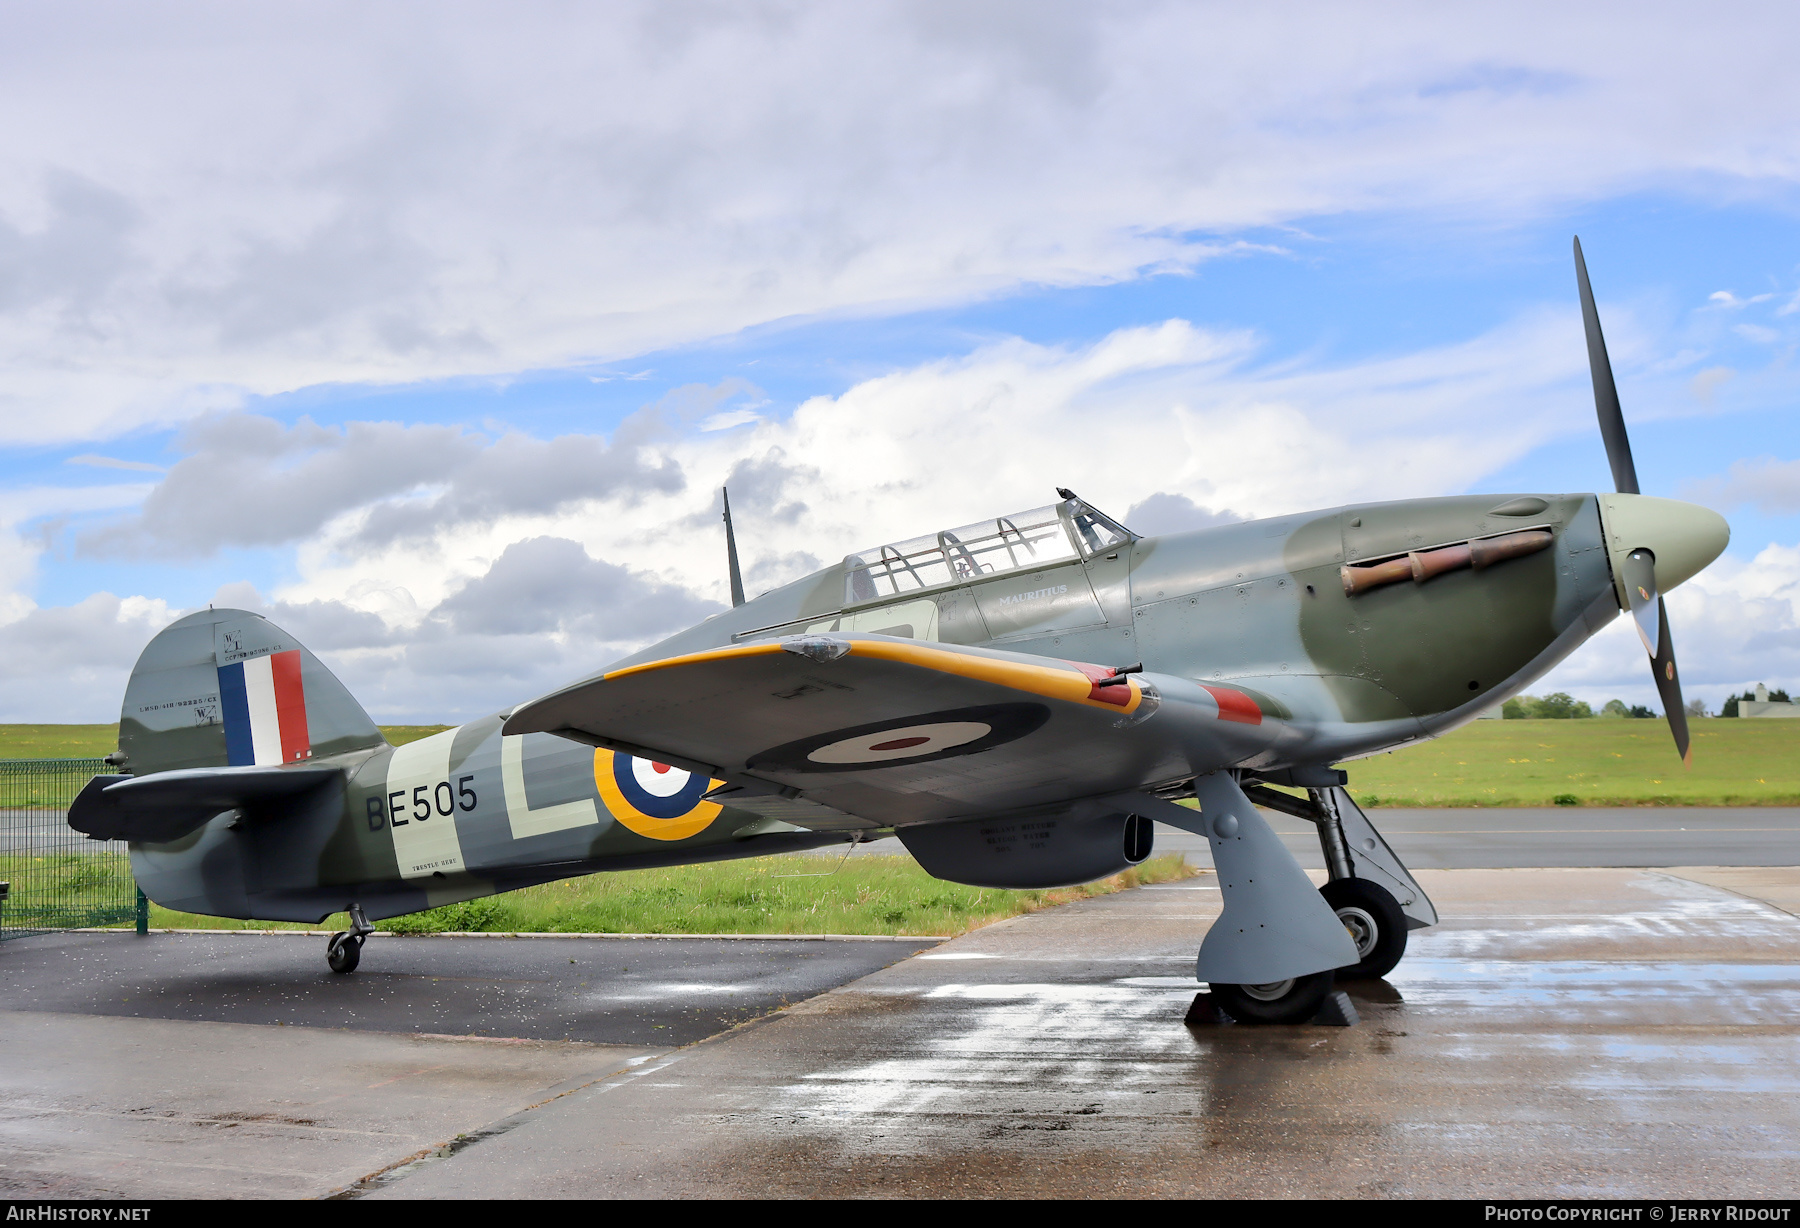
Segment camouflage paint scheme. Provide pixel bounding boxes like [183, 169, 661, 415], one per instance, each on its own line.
[111, 491, 1635, 923]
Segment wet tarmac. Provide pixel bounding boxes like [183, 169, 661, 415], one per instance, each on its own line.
[4, 867, 1798, 1198]
[2, 931, 934, 1046]
[0, 933, 933, 1197]
[364, 867, 1800, 1200]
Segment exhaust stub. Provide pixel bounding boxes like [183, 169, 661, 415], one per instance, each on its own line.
[1342, 528, 1552, 597]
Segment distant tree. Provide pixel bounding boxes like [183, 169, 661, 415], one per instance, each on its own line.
[1774, 687, 1793, 703]
[1601, 699, 1629, 718]
[1534, 692, 1593, 719]
[1628, 704, 1657, 718]
[1502, 696, 1531, 719]
[1721, 694, 1740, 718]
[1685, 697, 1709, 718]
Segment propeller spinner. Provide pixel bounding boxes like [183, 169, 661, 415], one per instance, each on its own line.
[1574, 237, 1729, 765]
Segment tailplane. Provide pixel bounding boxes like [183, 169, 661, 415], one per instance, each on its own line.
[117, 608, 386, 776]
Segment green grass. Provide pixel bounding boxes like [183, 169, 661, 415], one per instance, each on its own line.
[377, 726, 453, 746]
[0, 851, 137, 930]
[5, 712, 1788, 819]
[0, 724, 450, 758]
[0, 725, 120, 758]
[128, 852, 1195, 936]
[1347, 718, 1800, 807]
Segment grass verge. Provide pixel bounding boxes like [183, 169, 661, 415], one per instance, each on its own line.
[0, 725, 118, 758]
[10, 714, 1794, 811]
[1345, 718, 1800, 807]
[124, 852, 1195, 937]
[0, 724, 450, 758]
[0, 851, 138, 930]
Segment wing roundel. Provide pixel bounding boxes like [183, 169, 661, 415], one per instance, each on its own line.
[746, 703, 1049, 774]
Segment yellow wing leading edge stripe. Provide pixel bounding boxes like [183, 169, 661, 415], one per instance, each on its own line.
[602, 638, 1141, 714]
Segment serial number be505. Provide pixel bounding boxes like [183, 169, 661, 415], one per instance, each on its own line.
[366, 776, 476, 830]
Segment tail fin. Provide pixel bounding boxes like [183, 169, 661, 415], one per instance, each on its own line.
[118, 608, 386, 776]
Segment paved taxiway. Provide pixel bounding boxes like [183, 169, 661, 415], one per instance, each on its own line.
[5, 864, 1797, 1198]
[816, 806, 1800, 868]
[2, 931, 933, 1046]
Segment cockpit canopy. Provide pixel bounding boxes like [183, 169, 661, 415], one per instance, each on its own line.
[844, 494, 1133, 606]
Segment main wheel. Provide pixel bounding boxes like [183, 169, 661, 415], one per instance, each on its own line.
[1210, 970, 1335, 1024]
[326, 932, 363, 974]
[1321, 878, 1407, 979]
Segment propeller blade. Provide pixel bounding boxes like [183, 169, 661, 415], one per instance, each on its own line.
[1646, 596, 1691, 766]
[1575, 238, 1690, 763]
[1574, 236, 1640, 495]
[1620, 548, 1661, 658]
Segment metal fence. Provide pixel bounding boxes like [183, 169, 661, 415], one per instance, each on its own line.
[0, 758, 143, 940]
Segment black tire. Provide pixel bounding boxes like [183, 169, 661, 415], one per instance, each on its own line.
[327, 932, 362, 975]
[1321, 877, 1407, 979]
[1210, 970, 1335, 1024]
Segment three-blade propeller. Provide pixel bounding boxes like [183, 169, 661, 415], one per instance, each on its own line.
[1574, 237, 1691, 764]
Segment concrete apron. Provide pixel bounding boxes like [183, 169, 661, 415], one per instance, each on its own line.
[0, 1015, 659, 1200]
[4, 867, 1797, 1199]
[366, 866, 1800, 1200]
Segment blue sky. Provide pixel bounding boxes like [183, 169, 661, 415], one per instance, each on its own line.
[2, 3, 1798, 722]
[31, 195, 1800, 602]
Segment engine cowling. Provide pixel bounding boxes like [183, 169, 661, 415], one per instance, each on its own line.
[897, 808, 1153, 889]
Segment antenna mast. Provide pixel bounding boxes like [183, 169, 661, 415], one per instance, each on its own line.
[722, 487, 746, 607]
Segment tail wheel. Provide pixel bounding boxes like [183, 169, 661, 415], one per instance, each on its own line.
[326, 932, 363, 975]
[1321, 877, 1407, 979]
[1210, 970, 1335, 1024]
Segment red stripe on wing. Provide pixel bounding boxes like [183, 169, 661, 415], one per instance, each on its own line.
[1202, 685, 1262, 725]
[270, 649, 312, 762]
[1064, 660, 1133, 708]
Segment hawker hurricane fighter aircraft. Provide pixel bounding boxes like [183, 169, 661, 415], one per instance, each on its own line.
[72, 241, 1728, 1023]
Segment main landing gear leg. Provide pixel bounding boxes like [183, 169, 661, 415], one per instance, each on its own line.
[1309, 785, 1436, 979]
[1117, 777, 1358, 1023]
[1243, 776, 1438, 980]
[1238, 777, 1432, 979]
[327, 903, 374, 974]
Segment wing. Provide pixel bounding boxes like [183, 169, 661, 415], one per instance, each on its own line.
[503, 634, 1183, 827]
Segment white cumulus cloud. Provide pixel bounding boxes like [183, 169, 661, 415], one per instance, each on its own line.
[2, 2, 1800, 438]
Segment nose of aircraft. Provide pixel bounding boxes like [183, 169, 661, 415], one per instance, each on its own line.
[1599, 494, 1730, 596]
